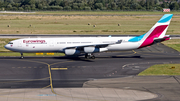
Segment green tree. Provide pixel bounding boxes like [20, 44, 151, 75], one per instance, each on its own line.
[18, 6, 24, 10]
[139, 0, 146, 9]
[7, 4, 12, 10]
[6, 0, 13, 3]
[20, 0, 31, 6]
[0, 0, 179, 11]
[0, 0, 4, 3]
[156, 6, 162, 10]
[29, 0, 35, 5]
[61, 0, 69, 7]
[149, 0, 154, 7]
[109, 2, 117, 10]
[47, 0, 51, 4]
[12, 3, 20, 7]
[146, 0, 151, 10]
[131, 2, 141, 10]
[87, 0, 95, 10]
[170, 2, 179, 10]
[84, 6, 91, 10]
[38, 3, 42, 9]
[31, 4, 35, 10]
[95, 3, 103, 10]
[78, 3, 85, 10]
[48, 6, 63, 10]
[154, 0, 160, 5]
[0, 1, 3, 9]
[55, 0, 61, 6]
[12, 6, 17, 10]
[24, 4, 31, 10]
[73, 5, 78, 10]
[63, 6, 71, 10]
[161, 1, 168, 8]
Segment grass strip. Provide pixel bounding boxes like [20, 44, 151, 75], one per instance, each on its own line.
[162, 39, 180, 52]
[0, 15, 179, 35]
[0, 52, 64, 57]
[138, 64, 180, 75]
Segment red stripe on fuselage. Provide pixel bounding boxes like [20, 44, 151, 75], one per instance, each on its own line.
[139, 25, 168, 48]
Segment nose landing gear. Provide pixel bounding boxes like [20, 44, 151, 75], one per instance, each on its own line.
[20, 53, 24, 59]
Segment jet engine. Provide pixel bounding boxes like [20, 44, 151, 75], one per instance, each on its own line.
[84, 47, 98, 53]
[65, 49, 80, 55]
[84, 47, 108, 53]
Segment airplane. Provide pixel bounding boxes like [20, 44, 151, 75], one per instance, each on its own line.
[4, 14, 173, 59]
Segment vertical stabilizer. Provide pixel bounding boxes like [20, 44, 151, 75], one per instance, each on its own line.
[139, 14, 173, 48]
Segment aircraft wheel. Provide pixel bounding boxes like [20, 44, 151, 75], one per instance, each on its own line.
[91, 56, 95, 59]
[87, 56, 91, 59]
[85, 53, 95, 59]
[85, 53, 88, 58]
[20, 53, 24, 59]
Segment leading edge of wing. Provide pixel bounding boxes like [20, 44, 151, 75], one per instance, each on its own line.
[65, 40, 122, 49]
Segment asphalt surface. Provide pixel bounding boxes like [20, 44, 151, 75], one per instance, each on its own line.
[0, 43, 180, 100]
[84, 76, 180, 101]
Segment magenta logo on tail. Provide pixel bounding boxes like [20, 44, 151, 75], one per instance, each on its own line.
[139, 25, 168, 48]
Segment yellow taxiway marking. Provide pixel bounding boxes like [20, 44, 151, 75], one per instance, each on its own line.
[10, 59, 73, 95]
[51, 68, 68, 70]
[36, 53, 43, 55]
[46, 53, 54, 55]
[132, 50, 137, 54]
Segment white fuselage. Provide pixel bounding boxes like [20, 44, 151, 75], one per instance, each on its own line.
[5, 37, 141, 53]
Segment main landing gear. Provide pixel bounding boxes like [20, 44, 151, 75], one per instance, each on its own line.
[20, 53, 24, 59]
[85, 53, 95, 59]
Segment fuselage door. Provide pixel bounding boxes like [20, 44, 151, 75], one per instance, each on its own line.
[50, 40, 54, 47]
[18, 40, 22, 47]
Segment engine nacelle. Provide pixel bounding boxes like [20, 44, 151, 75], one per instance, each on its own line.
[65, 49, 80, 55]
[84, 47, 108, 53]
[84, 47, 98, 53]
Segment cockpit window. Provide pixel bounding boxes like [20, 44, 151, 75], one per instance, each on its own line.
[8, 42, 13, 44]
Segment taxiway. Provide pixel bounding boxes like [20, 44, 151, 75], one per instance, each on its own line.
[0, 43, 180, 101]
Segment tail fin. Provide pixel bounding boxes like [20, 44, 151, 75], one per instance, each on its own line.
[139, 14, 173, 48]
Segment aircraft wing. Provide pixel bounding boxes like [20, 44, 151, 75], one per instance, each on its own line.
[65, 43, 110, 49]
[65, 40, 122, 49]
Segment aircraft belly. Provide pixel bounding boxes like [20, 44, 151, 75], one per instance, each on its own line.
[15, 46, 59, 53]
[107, 42, 139, 51]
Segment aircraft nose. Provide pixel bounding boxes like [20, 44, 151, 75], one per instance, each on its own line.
[4, 44, 10, 49]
